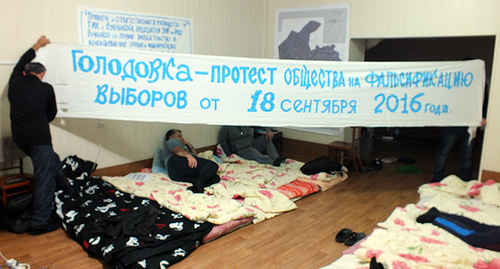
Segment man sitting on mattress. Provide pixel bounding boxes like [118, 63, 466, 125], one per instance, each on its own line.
[162, 129, 220, 193]
[218, 126, 286, 166]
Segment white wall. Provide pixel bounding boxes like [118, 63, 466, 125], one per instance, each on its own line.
[2, 0, 499, 176]
[0, 0, 265, 168]
[265, 0, 500, 177]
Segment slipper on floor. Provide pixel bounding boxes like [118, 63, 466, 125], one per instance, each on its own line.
[398, 157, 416, 164]
[344, 232, 365, 246]
[335, 228, 353, 243]
[397, 165, 422, 174]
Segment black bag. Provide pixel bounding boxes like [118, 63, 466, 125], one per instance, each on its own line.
[2, 193, 32, 233]
[300, 156, 342, 175]
[5, 192, 32, 216]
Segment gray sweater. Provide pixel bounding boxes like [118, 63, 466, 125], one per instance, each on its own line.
[218, 126, 270, 156]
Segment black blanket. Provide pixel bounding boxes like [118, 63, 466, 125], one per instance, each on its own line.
[55, 177, 213, 268]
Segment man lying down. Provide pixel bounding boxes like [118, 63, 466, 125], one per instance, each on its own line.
[162, 129, 220, 193]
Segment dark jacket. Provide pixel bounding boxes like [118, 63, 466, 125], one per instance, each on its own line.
[8, 48, 57, 153]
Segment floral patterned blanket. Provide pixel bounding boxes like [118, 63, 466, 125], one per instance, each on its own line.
[103, 154, 344, 225]
[324, 175, 500, 269]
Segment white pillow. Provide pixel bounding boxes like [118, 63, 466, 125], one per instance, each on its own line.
[215, 144, 227, 159]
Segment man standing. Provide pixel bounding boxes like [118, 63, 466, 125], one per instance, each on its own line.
[8, 36, 70, 235]
[432, 81, 488, 182]
[162, 129, 220, 193]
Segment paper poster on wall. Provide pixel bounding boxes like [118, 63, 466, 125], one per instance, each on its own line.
[78, 6, 193, 53]
[35, 43, 485, 128]
[275, 4, 350, 136]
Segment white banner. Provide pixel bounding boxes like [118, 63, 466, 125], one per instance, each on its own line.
[35, 43, 485, 127]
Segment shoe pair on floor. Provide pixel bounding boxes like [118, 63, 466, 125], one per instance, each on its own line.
[335, 228, 365, 246]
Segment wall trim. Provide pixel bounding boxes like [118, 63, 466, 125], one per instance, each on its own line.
[481, 170, 500, 182]
[92, 145, 216, 177]
[282, 138, 329, 162]
[92, 140, 329, 177]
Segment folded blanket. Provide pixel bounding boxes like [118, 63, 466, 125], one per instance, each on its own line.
[103, 154, 344, 225]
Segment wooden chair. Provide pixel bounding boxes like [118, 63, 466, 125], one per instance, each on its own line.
[328, 127, 364, 175]
[0, 136, 33, 206]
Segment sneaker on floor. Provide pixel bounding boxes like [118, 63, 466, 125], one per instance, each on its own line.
[28, 222, 60, 236]
[381, 156, 397, 164]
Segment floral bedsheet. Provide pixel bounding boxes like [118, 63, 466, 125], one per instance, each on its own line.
[353, 204, 500, 268]
[418, 175, 500, 217]
[103, 154, 342, 225]
[325, 175, 500, 269]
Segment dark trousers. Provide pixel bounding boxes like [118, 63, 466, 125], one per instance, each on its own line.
[433, 212, 500, 251]
[29, 145, 69, 228]
[433, 127, 474, 181]
[238, 136, 279, 165]
[167, 155, 220, 192]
